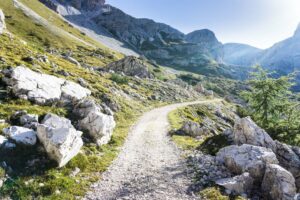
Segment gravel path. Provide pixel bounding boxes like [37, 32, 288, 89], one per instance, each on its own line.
[85, 99, 220, 200]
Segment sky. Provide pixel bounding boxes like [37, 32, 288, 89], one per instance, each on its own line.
[106, 0, 300, 49]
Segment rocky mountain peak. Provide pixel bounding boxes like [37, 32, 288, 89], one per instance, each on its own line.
[294, 22, 300, 37]
[185, 29, 220, 45]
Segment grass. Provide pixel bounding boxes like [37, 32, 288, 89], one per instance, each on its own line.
[199, 187, 246, 200]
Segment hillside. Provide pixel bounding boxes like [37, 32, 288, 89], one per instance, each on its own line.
[0, 1, 211, 199]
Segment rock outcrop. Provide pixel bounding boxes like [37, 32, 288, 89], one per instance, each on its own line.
[105, 56, 154, 79]
[3, 126, 37, 146]
[0, 9, 6, 34]
[37, 114, 83, 167]
[216, 144, 278, 181]
[10, 110, 38, 129]
[275, 141, 300, 189]
[216, 172, 254, 196]
[74, 99, 116, 145]
[262, 164, 296, 200]
[2, 66, 91, 105]
[233, 117, 276, 151]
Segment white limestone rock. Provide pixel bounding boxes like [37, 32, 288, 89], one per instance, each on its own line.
[3, 126, 37, 146]
[262, 164, 296, 200]
[216, 144, 278, 181]
[2, 66, 91, 105]
[37, 114, 83, 167]
[233, 117, 276, 151]
[0, 9, 6, 34]
[216, 172, 254, 195]
[74, 99, 116, 145]
[0, 135, 8, 147]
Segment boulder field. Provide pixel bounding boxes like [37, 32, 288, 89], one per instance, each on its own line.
[214, 117, 300, 199]
[0, 66, 116, 168]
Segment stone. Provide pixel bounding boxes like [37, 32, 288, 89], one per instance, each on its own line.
[37, 114, 83, 168]
[216, 144, 278, 181]
[0, 9, 6, 34]
[63, 56, 81, 66]
[216, 172, 254, 195]
[3, 126, 37, 146]
[2, 66, 91, 105]
[233, 117, 276, 151]
[77, 78, 88, 87]
[105, 56, 154, 78]
[275, 141, 300, 190]
[74, 99, 116, 145]
[262, 164, 296, 200]
[41, 113, 74, 129]
[180, 121, 206, 137]
[0, 135, 8, 147]
[20, 114, 39, 126]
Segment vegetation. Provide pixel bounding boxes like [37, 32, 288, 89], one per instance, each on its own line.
[110, 73, 129, 85]
[240, 66, 300, 145]
[199, 187, 245, 200]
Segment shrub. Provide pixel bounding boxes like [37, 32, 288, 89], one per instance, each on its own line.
[110, 73, 128, 85]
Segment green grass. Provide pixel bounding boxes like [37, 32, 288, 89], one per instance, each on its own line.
[171, 135, 202, 150]
[199, 187, 246, 200]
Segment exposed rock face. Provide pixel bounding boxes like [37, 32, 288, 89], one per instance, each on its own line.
[3, 126, 37, 146]
[275, 141, 300, 190]
[0, 9, 6, 34]
[74, 99, 116, 145]
[2, 66, 91, 105]
[233, 117, 276, 151]
[37, 114, 83, 167]
[105, 56, 154, 79]
[262, 164, 296, 200]
[216, 172, 254, 196]
[216, 144, 278, 181]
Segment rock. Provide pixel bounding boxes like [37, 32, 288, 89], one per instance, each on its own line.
[2, 66, 91, 105]
[180, 121, 206, 137]
[3, 142, 16, 149]
[194, 83, 205, 93]
[233, 117, 276, 151]
[3, 126, 37, 146]
[37, 114, 83, 168]
[10, 110, 38, 129]
[41, 113, 74, 129]
[275, 141, 300, 190]
[216, 172, 254, 195]
[216, 144, 278, 181]
[0, 9, 6, 34]
[105, 56, 154, 78]
[262, 164, 296, 200]
[77, 78, 88, 87]
[63, 56, 81, 66]
[70, 167, 80, 177]
[74, 99, 115, 145]
[0, 135, 8, 147]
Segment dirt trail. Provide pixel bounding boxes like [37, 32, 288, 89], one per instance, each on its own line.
[85, 99, 221, 200]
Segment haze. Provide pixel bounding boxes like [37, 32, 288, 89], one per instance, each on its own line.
[107, 0, 300, 49]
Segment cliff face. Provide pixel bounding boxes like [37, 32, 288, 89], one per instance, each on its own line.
[40, 0, 106, 11]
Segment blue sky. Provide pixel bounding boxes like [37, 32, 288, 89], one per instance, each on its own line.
[107, 0, 300, 49]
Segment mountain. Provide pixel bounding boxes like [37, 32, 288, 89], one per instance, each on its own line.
[40, 0, 243, 79]
[223, 43, 262, 67]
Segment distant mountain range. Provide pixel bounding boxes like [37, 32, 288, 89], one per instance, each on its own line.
[40, 0, 300, 88]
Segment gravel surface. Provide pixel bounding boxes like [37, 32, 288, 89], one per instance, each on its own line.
[84, 99, 220, 200]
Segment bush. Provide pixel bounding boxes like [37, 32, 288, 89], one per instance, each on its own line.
[110, 73, 128, 85]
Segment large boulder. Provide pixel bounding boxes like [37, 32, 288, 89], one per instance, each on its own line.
[275, 141, 300, 190]
[180, 121, 207, 137]
[74, 99, 116, 145]
[2, 66, 91, 105]
[233, 117, 276, 151]
[37, 114, 83, 167]
[262, 164, 296, 200]
[216, 144, 279, 181]
[105, 56, 154, 79]
[0, 135, 8, 147]
[3, 126, 37, 146]
[0, 9, 6, 34]
[216, 172, 254, 196]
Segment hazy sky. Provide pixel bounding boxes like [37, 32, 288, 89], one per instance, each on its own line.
[107, 0, 300, 49]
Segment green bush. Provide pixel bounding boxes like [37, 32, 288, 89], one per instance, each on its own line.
[110, 73, 128, 85]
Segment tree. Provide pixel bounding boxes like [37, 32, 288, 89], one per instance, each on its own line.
[241, 66, 300, 142]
